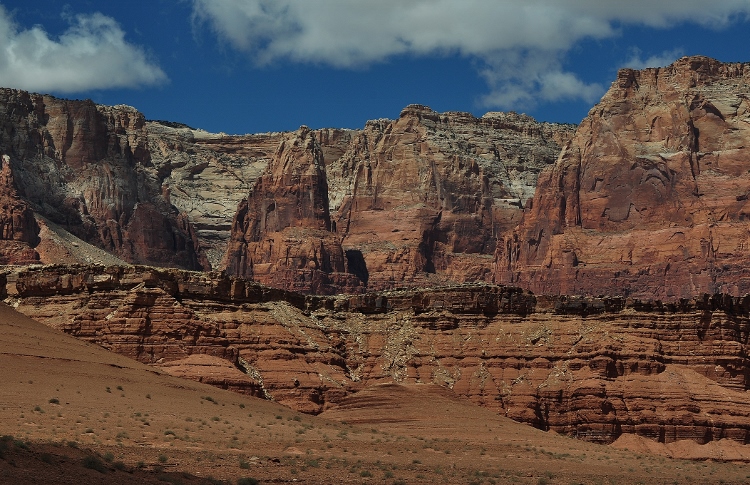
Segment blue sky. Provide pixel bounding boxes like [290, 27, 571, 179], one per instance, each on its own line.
[0, 1, 748, 134]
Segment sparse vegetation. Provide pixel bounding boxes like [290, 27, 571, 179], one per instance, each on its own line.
[237, 478, 259, 485]
[82, 455, 108, 473]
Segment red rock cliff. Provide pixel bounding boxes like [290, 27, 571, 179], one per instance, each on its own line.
[9, 264, 750, 445]
[496, 56, 750, 299]
[222, 127, 361, 294]
[325, 105, 574, 290]
[0, 88, 208, 270]
[0, 154, 40, 264]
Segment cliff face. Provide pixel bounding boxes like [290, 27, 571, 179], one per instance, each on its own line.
[0, 154, 40, 264]
[0, 86, 570, 291]
[221, 127, 362, 294]
[0, 89, 208, 270]
[146, 122, 283, 268]
[213, 106, 571, 293]
[496, 56, 750, 299]
[9, 264, 750, 445]
[327, 106, 574, 290]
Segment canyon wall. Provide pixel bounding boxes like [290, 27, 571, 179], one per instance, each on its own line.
[325, 106, 573, 290]
[219, 106, 573, 292]
[0, 87, 571, 292]
[496, 56, 750, 299]
[8, 264, 750, 445]
[0, 89, 208, 269]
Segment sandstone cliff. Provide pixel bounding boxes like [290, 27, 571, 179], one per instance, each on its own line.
[327, 106, 574, 290]
[9, 264, 750, 445]
[0, 89, 208, 270]
[146, 121, 283, 268]
[496, 56, 750, 299]
[0, 154, 40, 264]
[221, 127, 362, 294]
[0, 85, 572, 292]
[209, 105, 571, 293]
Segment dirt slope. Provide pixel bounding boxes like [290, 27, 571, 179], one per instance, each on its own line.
[2, 288, 750, 483]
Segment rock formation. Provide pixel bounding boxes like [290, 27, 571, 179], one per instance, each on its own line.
[496, 56, 750, 299]
[217, 106, 571, 293]
[0, 89, 208, 270]
[146, 121, 284, 268]
[0, 154, 40, 264]
[8, 264, 750, 445]
[221, 127, 362, 294]
[0, 85, 572, 291]
[327, 106, 574, 290]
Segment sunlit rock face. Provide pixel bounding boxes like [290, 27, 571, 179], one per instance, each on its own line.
[496, 56, 750, 299]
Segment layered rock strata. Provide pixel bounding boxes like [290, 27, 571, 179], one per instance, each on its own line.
[496, 56, 750, 298]
[0, 89, 207, 269]
[325, 106, 574, 290]
[0, 85, 571, 292]
[8, 264, 750, 445]
[146, 121, 284, 268]
[222, 127, 362, 294]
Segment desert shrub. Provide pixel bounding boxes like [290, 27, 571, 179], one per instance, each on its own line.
[0, 436, 10, 459]
[82, 455, 108, 473]
[158, 453, 168, 463]
[103, 452, 114, 462]
[48, 398, 59, 404]
[360, 470, 373, 477]
[237, 478, 259, 485]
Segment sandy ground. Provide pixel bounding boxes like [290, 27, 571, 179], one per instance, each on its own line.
[1, 303, 750, 484]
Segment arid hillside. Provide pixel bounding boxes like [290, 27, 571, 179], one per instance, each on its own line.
[2, 301, 750, 484]
[6, 264, 750, 455]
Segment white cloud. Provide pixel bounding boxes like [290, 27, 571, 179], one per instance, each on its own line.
[192, 0, 750, 109]
[0, 6, 167, 93]
[622, 48, 686, 70]
[478, 50, 605, 110]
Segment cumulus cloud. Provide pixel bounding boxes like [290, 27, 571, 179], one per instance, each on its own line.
[622, 48, 686, 70]
[477, 50, 605, 110]
[0, 6, 167, 93]
[192, 0, 750, 109]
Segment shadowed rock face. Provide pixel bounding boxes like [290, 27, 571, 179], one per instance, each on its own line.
[0, 154, 40, 264]
[9, 264, 750, 445]
[0, 89, 208, 270]
[496, 56, 750, 299]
